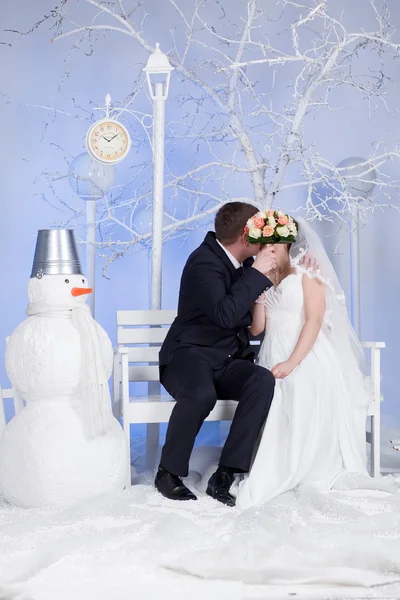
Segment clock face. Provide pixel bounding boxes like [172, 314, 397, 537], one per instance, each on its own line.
[86, 120, 131, 164]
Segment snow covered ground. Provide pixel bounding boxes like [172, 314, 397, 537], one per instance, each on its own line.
[1, 472, 400, 600]
[1, 421, 400, 600]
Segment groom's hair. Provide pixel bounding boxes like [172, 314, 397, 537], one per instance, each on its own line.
[215, 202, 258, 244]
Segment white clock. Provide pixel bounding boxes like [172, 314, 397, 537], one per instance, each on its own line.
[85, 118, 131, 165]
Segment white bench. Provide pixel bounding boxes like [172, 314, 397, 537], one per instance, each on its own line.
[112, 309, 384, 483]
[0, 386, 24, 437]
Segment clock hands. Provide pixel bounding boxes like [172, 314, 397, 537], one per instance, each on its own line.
[101, 133, 120, 143]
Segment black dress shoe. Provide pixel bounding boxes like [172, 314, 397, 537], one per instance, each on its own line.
[155, 466, 197, 501]
[206, 468, 236, 507]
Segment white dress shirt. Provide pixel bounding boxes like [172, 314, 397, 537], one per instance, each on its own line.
[216, 239, 243, 269]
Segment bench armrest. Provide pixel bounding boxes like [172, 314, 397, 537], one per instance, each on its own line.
[112, 347, 129, 419]
[361, 342, 385, 349]
[113, 346, 129, 355]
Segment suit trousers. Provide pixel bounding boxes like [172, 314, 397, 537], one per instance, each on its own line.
[159, 348, 275, 477]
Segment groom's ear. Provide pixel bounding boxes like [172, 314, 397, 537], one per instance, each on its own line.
[240, 231, 250, 246]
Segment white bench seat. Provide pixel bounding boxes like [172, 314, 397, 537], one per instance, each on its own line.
[120, 394, 238, 424]
[118, 392, 378, 422]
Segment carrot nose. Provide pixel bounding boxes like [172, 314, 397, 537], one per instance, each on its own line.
[71, 287, 93, 297]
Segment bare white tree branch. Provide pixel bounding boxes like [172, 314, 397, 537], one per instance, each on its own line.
[3, 0, 400, 271]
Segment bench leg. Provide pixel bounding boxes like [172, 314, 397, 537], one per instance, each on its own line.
[369, 348, 381, 478]
[146, 424, 160, 471]
[112, 352, 122, 420]
[370, 413, 381, 477]
[121, 351, 132, 488]
[123, 419, 132, 488]
[147, 381, 160, 471]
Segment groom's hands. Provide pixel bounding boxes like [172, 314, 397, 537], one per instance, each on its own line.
[252, 245, 276, 277]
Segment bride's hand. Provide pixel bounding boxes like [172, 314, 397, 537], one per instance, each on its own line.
[300, 252, 318, 271]
[271, 360, 296, 379]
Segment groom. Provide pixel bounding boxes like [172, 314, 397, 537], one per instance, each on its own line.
[155, 202, 277, 506]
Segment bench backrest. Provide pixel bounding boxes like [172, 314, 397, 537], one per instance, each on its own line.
[117, 309, 177, 384]
[116, 309, 263, 386]
[116, 310, 382, 407]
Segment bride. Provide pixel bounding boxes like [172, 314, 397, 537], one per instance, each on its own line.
[235, 213, 372, 510]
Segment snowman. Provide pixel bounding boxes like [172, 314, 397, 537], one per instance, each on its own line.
[0, 229, 129, 508]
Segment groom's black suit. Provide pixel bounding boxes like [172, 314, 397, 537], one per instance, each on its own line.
[159, 232, 275, 477]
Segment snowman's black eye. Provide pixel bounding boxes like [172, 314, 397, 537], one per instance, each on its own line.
[65, 279, 70, 284]
[82, 279, 85, 284]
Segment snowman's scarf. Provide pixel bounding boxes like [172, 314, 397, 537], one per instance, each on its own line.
[26, 302, 114, 439]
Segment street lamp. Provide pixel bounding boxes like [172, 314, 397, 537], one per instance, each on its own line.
[143, 43, 174, 469]
[68, 153, 115, 317]
[337, 157, 376, 337]
[143, 43, 174, 311]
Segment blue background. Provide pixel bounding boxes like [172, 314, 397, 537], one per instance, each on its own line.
[1, 0, 399, 453]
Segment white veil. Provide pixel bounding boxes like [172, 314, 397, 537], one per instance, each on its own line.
[289, 217, 371, 412]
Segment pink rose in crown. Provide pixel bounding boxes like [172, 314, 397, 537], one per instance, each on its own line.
[254, 216, 266, 229]
[263, 225, 274, 237]
[267, 209, 275, 216]
[278, 215, 289, 225]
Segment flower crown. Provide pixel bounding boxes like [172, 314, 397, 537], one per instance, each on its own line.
[245, 210, 298, 244]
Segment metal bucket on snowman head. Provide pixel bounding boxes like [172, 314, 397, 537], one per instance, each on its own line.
[30, 229, 82, 279]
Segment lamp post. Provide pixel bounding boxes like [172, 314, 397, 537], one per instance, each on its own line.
[337, 157, 376, 337]
[143, 43, 174, 311]
[350, 202, 361, 336]
[143, 44, 173, 469]
[68, 153, 115, 317]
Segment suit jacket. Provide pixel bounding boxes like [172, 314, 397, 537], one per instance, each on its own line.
[159, 232, 272, 372]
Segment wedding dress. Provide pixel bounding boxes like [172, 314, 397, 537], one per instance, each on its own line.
[235, 270, 369, 510]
